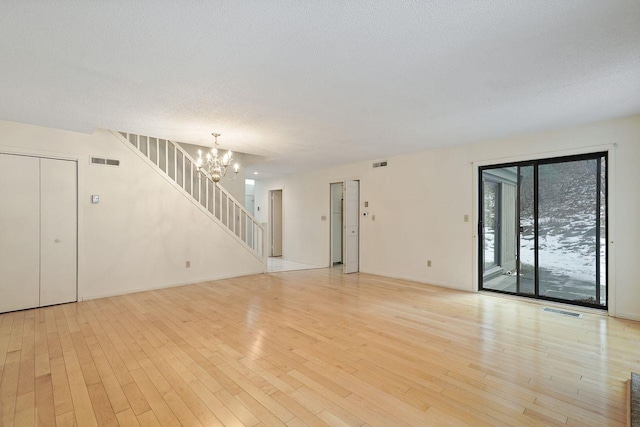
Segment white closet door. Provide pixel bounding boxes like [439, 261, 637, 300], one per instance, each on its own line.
[0, 154, 41, 312]
[40, 158, 77, 306]
[343, 180, 359, 274]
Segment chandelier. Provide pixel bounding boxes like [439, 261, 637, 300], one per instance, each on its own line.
[196, 133, 239, 183]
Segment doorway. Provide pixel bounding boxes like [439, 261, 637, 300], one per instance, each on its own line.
[330, 180, 359, 274]
[479, 152, 607, 308]
[330, 182, 343, 266]
[269, 189, 283, 257]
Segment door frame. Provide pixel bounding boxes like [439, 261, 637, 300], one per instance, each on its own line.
[268, 188, 284, 257]
[479, 153, 608, 308]
[472, 144, 616, 314]
[328, 180, 360, 273]
[329, 182, 343, 266]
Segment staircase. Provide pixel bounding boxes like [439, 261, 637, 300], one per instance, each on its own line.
[113, 131, 265, 264]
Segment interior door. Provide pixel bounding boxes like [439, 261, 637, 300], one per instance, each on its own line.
[40, 158, 77, 306]
[343, 180, 359, 274]
[0, 154, 41, 312]
[270, 189, 283, 257]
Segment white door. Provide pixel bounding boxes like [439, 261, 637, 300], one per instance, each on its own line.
[343, 180, 359, 274]
[0, 154, 41, 312]
[270, 190, 283, 257]
[40, 158, 77, 306]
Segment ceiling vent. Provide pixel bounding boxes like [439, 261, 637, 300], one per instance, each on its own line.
[373, 161, 388, 168]
[91, 157, 120, 166]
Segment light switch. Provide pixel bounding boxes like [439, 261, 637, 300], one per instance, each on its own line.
[364, 201, 369, 207]
[464, 214, 469, 222]
[91, 195, 99, 204]
[321, 215, 327, 221]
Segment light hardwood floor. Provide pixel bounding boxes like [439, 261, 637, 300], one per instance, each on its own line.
[0, 268, 638, 426]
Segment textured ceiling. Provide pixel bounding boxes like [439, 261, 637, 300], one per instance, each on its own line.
[0, 1, 639, 177]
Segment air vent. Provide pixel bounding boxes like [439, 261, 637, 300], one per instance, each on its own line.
[91, 157, 120, 166]
[373, 161, 388, 168]
[541, 307, 582, 318]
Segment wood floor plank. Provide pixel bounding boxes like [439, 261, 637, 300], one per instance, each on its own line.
[35, 373, 55, 427]
[49, 356, 74, 417]
[0, 269, 638, 426]
[14, 390, 35, 426]
[86, 381, 119, 427]
[55, 410, 76, 427]
[62, 350, 98, 427]
[84, 336, 130, 414]
[122, 382, 151, 416]
[1, 350, 21, 426]
[115, 408, 140, 427]
[127, 368, 181, 427]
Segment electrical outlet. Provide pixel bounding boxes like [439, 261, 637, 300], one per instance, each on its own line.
[427, 260, 432, 267]
[186, 261, 191, 268]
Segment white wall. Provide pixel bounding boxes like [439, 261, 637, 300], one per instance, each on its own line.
[0, 120, 264, 301]
[245, 179, 255, 216]
[255, 114, 640, 320]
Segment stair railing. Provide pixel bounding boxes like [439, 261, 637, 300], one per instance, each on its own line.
[114, 131, 265, 262]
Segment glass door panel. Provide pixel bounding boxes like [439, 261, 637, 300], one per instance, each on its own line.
[538, 159, 600, 305]
[518, 165, 535, 295]
[598, 157, 607, 305]
[482, 180, 499, 272]
[482, 167, 517, 292]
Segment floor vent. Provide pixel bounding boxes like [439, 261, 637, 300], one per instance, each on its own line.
[373, 161, 388, 168]
[542, 307, 583, 318]
[91, 157, 120, 166]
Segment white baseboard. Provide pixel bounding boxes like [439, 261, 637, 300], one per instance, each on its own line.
[614, 311, 640, 322]
[359, 270, 473, 292]
[80, 271, 264, 301]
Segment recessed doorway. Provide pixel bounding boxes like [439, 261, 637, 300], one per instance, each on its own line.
[269, 189, 283, 257]
[330, 180, 359, 274]
[330, 182, 343, 266]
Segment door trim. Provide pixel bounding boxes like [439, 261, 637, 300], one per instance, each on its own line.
[329, 182, 344, 267]
[472, 143, 616, 315]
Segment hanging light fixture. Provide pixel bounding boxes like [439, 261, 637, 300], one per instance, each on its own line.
[196, 133, 239, 183]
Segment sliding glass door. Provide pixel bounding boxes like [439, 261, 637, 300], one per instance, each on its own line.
[479, 153, 607, 309]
